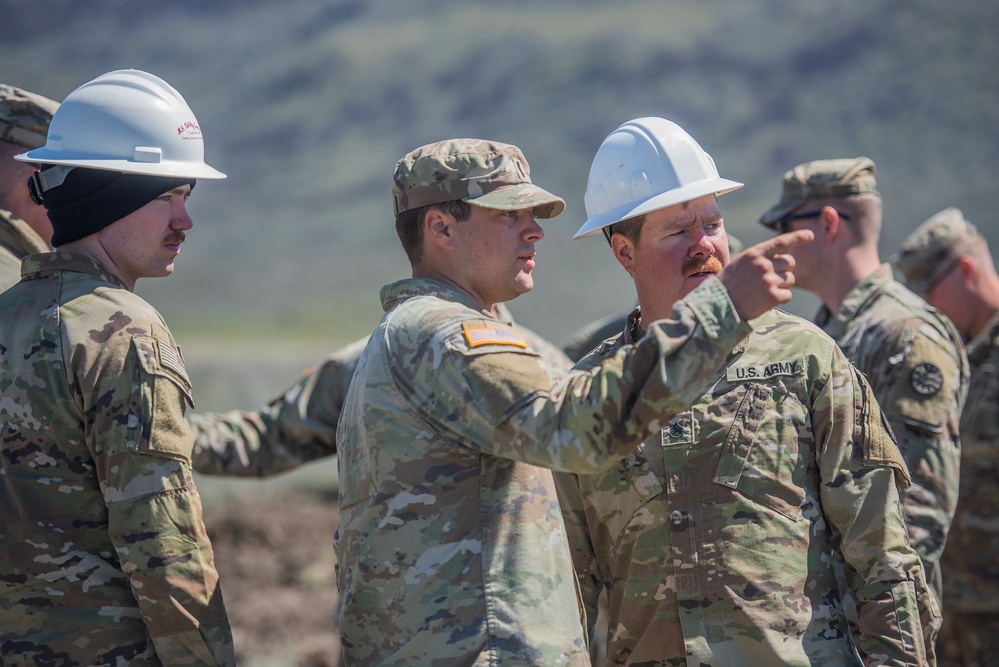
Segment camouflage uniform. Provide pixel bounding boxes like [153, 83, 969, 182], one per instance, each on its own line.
[0, 208, 48, 291]
[759, 159, 969, 609]
[188, 304, 562, 476]
[895, 209, 999, 666]
[0, 83, 59, 291]
[187, 336, 365, 475]
[335, 276, 753, 666]
[0, 252, 234, 665]
[556, 307, 935, 666]
[814, 264, 968, 605]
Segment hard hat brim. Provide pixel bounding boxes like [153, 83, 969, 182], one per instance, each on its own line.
[16, 150, 226, 180]
[574, 178, 742, 239]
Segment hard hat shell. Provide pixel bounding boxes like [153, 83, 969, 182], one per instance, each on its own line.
[15, 69, 225, 180]
[575, 117, 741, 239]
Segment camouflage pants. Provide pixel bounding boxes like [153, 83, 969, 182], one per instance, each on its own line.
[937, 610, 999, 667]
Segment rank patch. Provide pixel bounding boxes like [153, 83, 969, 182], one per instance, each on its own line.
[910, 362, 943, 396]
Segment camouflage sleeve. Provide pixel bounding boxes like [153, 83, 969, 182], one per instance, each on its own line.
[87, 332, 235, 665]
[815, 347, 937, 666]
[404, 277, 751, 474]
[877, 325, 965, 599]
[553, 471, 602, 638]
[187, 337, 365, 476]
[561, 313, 628, 363]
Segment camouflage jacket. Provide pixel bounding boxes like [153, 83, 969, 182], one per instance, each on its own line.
[815, 264, 969, 605]
[0, 207, 49, 293]
[0, 253, 234, 666]
[187, 337, 365, 476]
[562, 312, 630, 363]
[334, 276, 751, 666]
[556, 307, 936, 666]
[940, 312, 999, 612]
[187, 306, 566, 477]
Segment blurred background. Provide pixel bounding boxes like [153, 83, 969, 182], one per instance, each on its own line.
[3, 0, 997, 664]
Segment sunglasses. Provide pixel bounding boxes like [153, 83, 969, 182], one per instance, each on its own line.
[777, 209, 851, 234]
[922, 254, 962, 296]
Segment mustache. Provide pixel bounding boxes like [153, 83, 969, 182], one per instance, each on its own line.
[682, 254, 723, 277]
[164, 232, 186, 245]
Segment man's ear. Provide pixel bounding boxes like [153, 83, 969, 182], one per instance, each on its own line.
[957, 254, 979, 286]
[611, 233, 637, 275]
[424, 208, 455, 250]
[821, 205, 842, 243]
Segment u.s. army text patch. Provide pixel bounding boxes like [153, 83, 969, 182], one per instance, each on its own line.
[727, 358, 804, 382]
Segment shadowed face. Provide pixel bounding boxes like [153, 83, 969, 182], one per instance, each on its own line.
[614, 194, 729, 319]
[92, 184, 194, 289]
[448, 204, 544, 307]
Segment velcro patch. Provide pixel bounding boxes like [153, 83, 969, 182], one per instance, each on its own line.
[463, 324, 527, 349]
[910, 362, 943, 396]
[158, 341, 190, 384]
[662, 412, 695, 446]
[726, 358, 803, 383]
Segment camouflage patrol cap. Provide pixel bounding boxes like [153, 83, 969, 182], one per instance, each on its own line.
[0, 84, 60, 150]
[893, 207, 980, 296]
[392, 138, 565, 218]
[758, 156, 879, 229]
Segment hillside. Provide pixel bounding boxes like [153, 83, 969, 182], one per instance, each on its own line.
[3, 3, 997, 663]
[3, 0, 996, 356]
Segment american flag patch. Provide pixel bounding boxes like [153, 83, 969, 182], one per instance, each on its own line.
[158, 341, 190, 381]
[463, 326, 527, 349]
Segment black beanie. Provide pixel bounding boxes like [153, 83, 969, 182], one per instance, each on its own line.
[41, 166, 195, 246]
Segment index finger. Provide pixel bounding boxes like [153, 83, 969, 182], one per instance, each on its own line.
[752, 229, 815, 256]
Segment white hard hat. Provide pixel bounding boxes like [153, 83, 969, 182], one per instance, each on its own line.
[575, 117, 742, 239]
[15, 69, 225, 186]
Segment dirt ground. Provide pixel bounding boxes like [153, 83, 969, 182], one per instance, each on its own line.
[205, 488, 342, 667]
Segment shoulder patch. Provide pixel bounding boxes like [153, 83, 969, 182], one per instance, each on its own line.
[909, 362, 943, 396]
[158, 340, 190, 383]
[889, 333, 958, 430]
[462, 321, 527, 349]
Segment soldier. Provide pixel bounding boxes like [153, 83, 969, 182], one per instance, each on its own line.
[556, 117, 936, 665]
[894, 208, 999, 666]
[333, 137, 811, 665]
[0, 83, 59, 291]
[759, 157, 969, 612]
[0, 70, 235, 665]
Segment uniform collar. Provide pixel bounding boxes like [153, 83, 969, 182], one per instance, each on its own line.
[626, 303, 759, 355]
[380, 278, 499, 319]
[815, 264, 893, 338]
[20, 251, 129, 290]
[966, 310, 999, 360]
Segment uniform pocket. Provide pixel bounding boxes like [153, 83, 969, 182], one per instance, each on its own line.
[131, 334, 196, 463]
[580, 446, 665, 549]
[713, 383, 806, 521]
